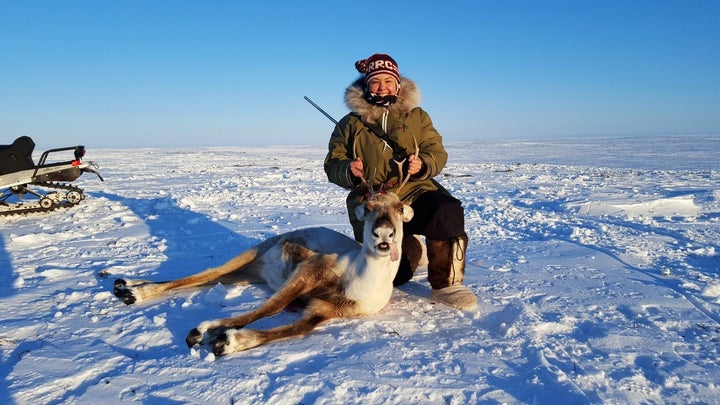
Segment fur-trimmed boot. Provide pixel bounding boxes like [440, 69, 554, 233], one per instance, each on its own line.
[393, 235, 424, 286]
[427, 233, 478, 311]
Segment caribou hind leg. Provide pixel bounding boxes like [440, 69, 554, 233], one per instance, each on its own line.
[113, 246, 264, 305]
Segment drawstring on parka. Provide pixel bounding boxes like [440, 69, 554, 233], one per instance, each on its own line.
[378, 110, 391, 155]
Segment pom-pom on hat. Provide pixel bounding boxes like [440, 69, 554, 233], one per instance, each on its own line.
[355, 53, 400, 84]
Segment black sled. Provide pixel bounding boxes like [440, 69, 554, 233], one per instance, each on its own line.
[0, 136, 103, 216]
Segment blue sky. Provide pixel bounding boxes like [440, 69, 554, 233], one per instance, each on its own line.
[1, 1, 718, 148]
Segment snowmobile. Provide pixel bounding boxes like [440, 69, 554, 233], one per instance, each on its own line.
[0, 136, 103, 216]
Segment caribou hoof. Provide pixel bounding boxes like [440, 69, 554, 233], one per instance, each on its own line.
[212, 333, 229, 356]
[113, 279, 136, 305]
[113, 278, 126, 290]
[186, 328, 203, 348]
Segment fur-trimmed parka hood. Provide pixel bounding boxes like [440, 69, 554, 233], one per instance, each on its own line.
[344, 75, 422, 123]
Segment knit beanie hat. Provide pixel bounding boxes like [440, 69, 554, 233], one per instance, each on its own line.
[355, 53, 400, 84]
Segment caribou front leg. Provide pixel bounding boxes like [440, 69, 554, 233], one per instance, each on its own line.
[184, 293, 296, 348]
[186, 249, 332, 348]
[211, 301, 338, 355]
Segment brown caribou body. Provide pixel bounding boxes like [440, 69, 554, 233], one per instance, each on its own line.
[113, 192, 413, 356]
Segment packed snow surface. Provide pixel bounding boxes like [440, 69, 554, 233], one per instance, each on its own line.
[1, 135, 719, 404]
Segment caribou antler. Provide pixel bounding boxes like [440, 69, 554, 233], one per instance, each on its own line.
[353, 136, 376, 197]
[353, 135, 419, 197]
[394, 135, 420, 194]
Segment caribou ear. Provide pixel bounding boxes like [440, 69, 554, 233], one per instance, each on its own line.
[354, 205, 367, 221]
[401, 205, 414, 222]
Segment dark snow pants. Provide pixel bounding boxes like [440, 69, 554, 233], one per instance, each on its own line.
[391, 190, 466, 286]
[403, 190, 465, 241]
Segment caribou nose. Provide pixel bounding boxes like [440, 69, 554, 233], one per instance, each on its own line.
[371, 216, 400, 261]
[372, 217, 396, 241]
[372, 217, 396, 253]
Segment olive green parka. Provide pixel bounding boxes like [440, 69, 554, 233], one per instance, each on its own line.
[324, 76, 449, 240]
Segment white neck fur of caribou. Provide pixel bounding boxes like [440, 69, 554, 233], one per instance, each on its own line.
[342, 192, 414, 314]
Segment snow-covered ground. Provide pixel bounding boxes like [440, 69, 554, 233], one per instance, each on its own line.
[1, 135, 718, 404]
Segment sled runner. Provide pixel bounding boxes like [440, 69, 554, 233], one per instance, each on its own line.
[0, 136, 103, 216]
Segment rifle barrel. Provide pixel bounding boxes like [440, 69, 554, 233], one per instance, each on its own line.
[304, 96, 338, 125]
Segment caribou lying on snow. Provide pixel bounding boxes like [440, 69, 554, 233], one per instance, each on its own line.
[114, 139, 420, 356]
[113, 189, 414, 355]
